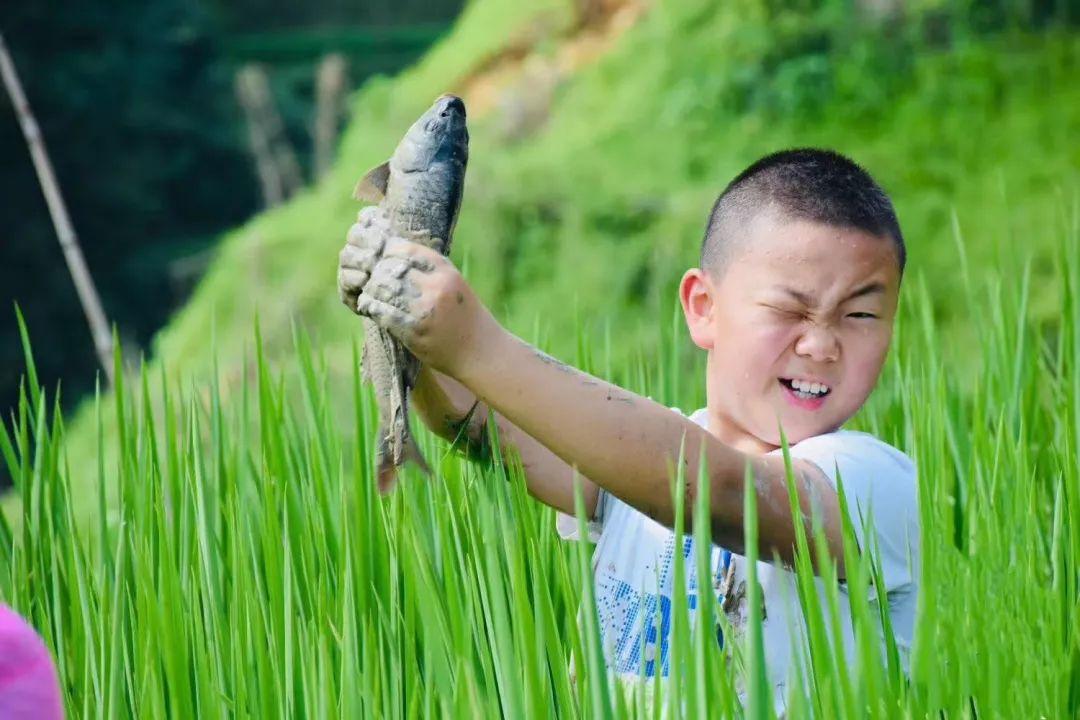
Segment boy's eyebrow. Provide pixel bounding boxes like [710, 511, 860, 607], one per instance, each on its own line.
[778, 287, 814, 305]
[843, 281, 886, 301]
[776, 282, 885, 305]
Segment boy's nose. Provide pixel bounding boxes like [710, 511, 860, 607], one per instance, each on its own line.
[794, 325, 839, 362]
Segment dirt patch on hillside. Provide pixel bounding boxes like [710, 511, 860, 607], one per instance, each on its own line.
[456, 0, 646, 139]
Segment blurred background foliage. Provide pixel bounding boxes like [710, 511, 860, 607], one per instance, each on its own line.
[0, 0, 464, 429]
[2, 0, 1078, 501]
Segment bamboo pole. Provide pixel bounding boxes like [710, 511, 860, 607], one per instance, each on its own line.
[235, 64, 303, 206]
[0, 31, 115, 388]
[313, 53, 347, 181]
[235, 65, 284, 207]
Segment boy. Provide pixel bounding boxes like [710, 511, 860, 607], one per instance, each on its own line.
[337, 148, 919, 709]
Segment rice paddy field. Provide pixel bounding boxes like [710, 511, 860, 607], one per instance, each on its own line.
[3, 0, 1080, 717]
[1, 222, 1078, 717]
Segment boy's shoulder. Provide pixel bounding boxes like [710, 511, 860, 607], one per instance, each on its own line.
[681, 406, 912, 472]
[679, 409, 920, 596]
[680, 407, 916, 499]
[784, 428, 915, 474]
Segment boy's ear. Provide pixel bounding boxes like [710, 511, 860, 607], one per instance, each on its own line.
[679, 268, 715, 350]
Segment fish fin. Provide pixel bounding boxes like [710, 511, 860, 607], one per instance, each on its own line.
[354, 162, 390, 203]
[402, 435, 431, 477]
[376, 462, 399, 495]
[374, 431, 399, 494]
[374, 430, 430, 494]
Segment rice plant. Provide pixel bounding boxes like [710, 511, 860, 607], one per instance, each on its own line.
[1, 218, 1078, 717]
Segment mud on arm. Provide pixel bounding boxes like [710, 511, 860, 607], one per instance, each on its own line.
[411, 365, 600, 517]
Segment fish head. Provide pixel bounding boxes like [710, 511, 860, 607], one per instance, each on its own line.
[391, 94, 469, 174]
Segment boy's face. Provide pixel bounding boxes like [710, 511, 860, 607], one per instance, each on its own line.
[679, 210, 901, 453]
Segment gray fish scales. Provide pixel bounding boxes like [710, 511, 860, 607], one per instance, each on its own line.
[354, 94, 469, 493]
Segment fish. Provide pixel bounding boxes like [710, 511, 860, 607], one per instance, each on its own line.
[353, 94, 469, 493]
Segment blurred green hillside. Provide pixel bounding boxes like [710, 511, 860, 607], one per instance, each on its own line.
[158, 0, 1080, 376]
[15, 0, 1079, 519]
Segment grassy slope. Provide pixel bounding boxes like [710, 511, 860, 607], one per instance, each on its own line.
[13, 0, 1079, 521]
[161, 2, 1080, 371]
[465, 12, 1079, 357]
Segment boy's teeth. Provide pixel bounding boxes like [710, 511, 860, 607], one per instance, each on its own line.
[788, 378, 829, 395]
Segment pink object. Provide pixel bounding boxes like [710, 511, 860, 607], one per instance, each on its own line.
[0, 604, 64, 719]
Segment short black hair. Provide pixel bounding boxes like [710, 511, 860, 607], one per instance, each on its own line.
[700, 148, 906, 277]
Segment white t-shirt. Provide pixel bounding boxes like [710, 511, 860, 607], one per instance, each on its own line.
[557, 407, 919, 711]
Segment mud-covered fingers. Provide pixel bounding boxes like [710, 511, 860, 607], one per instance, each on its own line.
[369, 256, 410, 284]
[338, 267, 370, 312]
[374, 254, 435, 279]
[405, 256, 437, 274]
[402, 227, 434, 245]
[345, 219, 387, 254]
[379, 238, 442, 271]
[338, 239, 388, 312]
[338, 265, 354, 308]
[355, 205, 388, 227]
[365, 282, 420, 313]
[357, 295, 418, 336]
[339, 243, 383, 278]
[365, 266, 422, 309]
[338, 276, 354, 310]
[337, 244, 368, 310]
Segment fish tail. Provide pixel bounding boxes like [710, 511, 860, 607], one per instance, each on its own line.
[402, 434, 431, 476]
[374, 427, 431, 494]
[374, 429, 399, 494]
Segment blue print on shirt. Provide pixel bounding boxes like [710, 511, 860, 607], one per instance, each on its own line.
[595, 538, 732, 676]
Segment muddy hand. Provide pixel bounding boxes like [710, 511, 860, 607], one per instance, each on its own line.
[338, 206, 388, 313]
[357, 240, 437, 344]
[357, 239, 500, 379]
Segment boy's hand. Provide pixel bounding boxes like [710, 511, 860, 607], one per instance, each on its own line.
[338, 206, 387, 314]
[355, 235, 502, 379]
[340, 216, 600, 516]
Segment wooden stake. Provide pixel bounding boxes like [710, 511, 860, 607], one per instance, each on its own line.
[235, 64, 303, 206]
[0, 32, 115, 388]
[236, 65, 284, 207]
[314, 53, 347, 181]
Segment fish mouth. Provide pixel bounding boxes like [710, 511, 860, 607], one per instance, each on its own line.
[427, 95, 468, 164]
[395, 94, 469, 172]
[435, 94, 466, 119]
[421, 94, 468, 139]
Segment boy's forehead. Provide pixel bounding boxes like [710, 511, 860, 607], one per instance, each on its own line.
[722, 215, 901, 291]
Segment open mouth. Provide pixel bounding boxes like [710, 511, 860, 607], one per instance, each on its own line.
[779, 377, 831, 402]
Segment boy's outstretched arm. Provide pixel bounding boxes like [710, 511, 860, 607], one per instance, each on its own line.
[459, 331, 844, 572]
[409, 366, 600, 516]
[338, 214, 599, 517]
[355, 238, 847, 575]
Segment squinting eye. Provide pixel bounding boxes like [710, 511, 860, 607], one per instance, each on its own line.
[847, 312, 878, 319]
[765, 305, 803, 319]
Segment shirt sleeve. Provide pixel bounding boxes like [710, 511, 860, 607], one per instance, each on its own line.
[787, 432, 920, 600]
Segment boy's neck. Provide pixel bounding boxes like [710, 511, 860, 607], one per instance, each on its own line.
[704, 403, 846, 455]
[703, 406, 780, 455]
